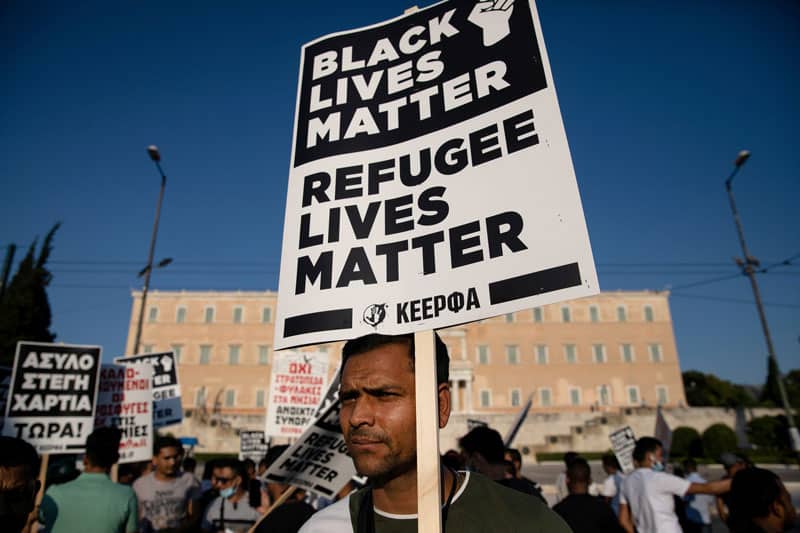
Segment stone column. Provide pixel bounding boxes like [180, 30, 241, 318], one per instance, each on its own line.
[465, 377, 473, 413]
[451, 379, 460, 413]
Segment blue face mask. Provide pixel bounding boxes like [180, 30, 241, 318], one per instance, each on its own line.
[220, 486, 236, 499]
[652, 461, 665, 472]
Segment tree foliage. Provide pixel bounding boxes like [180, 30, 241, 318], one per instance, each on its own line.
[701, 423, 738, 460]
[0, 223, 60, 366]
[747, 415, 790, 451]
[682, 370, 757, 407]
[670, 426, 703, 458]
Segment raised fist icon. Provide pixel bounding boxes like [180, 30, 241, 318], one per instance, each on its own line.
[160, 354, 173, 373]
[468, 0, 515, 47]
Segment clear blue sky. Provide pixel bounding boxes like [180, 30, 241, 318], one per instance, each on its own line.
[2, 0, 798, 385]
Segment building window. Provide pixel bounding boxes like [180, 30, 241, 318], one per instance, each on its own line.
[143, 345, 153, 353]
[592, 344, 606, 363]
[228, 345, 240, 365]
[627, 386, 640, 405]
[176, 307, 186, 324]
[506, 345, 519, 365]
[225, 389, 235, 407]
[233, 306, 243, 324]
[569, 387, 581, 406]
[535, 345, 548, 365]
[147, 307, 158, 323]
[564, 344, 577, 364]
[644, 305, 654, 322]
[533, 307, 543, 323]
[510, 389, 521, 407]
[561, 306, 571, 323]
[504, 312, 515, 323]
[258, 345, 271, 365]
[477, 345, 489, 365]
[540, 388, 552, 407]
[589, 305, 600, 323]
[617, 306, 627, 322]
[656, 386, 668, 405]
[256, 389, 266, 408]
[199, 345, 211, 365]
[171, 344, 182, 364]
[598, 385, 611, 406]
[195, 387, 207, 407]
[480, 390, 492, 407]
[621, 344, 634, 363]
[204, 307, 215, 323]
[262, 307, 272, 323]
[649, 343, 663, 362]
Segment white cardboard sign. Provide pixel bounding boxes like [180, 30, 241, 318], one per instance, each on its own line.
[95, 364, 154, 464]
[265, 351, 329, 438]
[609, 425, 637, 474]
[240, 430, 269, 463]
[2, 341, 102, 454]
[115, 351, 183, 428]
[274, 0, 598, 349]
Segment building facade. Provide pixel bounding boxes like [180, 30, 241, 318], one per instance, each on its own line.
[126, 289, 686, 435]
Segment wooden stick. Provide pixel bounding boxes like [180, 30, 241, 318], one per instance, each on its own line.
[414, 330, 442, 533]
[110, 463, 119, 483]
[35, 453, 49, 506]
[247, 485, 297, 533]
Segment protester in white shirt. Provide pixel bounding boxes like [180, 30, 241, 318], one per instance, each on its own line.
[681, 458, 714, 533]
[619, 437, 731, 533]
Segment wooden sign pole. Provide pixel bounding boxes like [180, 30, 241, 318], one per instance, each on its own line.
[414, 330, 442, 533]
[110, 463, 119, 483]
[247, 485, 297, 533]
[35, 453, 49, 506]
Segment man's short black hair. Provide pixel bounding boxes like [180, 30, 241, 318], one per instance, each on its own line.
[728, 467, 784, 530]
[506, 448, 522, 464]
[215, 458, 247, 481]
[86, 426, 122, 469]
[154, 435, 183, 456]
[341, 332, 449, 384]
[563, 451, 580, 467]
[566, 457, 591, 485]
[602, 453, 621, 470]
[0, 436, 40, 480]
[682, 458, 697, 471]
[182, 456, 197, 472]
[632, 437, 662, 463]
[458, 426, 504, 464]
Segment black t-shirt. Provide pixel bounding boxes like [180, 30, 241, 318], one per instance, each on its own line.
[553, 493, 625, 533]
[254, 500, 315, 533]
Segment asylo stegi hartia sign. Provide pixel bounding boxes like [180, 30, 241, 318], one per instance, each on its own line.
[275, 0, 598, 349]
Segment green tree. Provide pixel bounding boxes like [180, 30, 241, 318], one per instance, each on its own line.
[0, 223, 60, 366]
[785, 370, 800, 408]
[760, 356, 784, 407]
[682, 370, 757, 407]
[701, 423, 738, 460]
[747, 415, 789, 451]
[670, 426, 703, 458]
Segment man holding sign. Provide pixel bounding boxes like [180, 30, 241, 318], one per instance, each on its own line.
[299, 333, 568, 532]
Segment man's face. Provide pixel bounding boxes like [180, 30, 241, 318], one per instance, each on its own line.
[212, 467, 240, 495]
[153, 446, 182, 477]
[0, 466, 37, 533]
[779, 484, 797, 529]
[340, 342, 418, 483]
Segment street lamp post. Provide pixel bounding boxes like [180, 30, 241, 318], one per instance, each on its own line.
[132, 145, 168, 355]
[725, 150, 800, 452]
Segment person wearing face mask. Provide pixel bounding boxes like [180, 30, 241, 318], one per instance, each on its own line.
[202, 459, 261, 533]
[618, 437, 732, 533]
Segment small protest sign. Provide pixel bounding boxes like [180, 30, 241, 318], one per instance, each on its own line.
[2, 341, 101, 453]
[262, 400, 355, 498]
[240, 430, 269, 463]
[115, 351, 182, 428]
[0, 366, 11, 429]
[265, 351, 329, 438]
[274, 0, 599, 349]
[95, 364, 154, 464]
[609, 425, 637, 474]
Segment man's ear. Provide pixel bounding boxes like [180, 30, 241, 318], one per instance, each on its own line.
[437, 382, 451, 429]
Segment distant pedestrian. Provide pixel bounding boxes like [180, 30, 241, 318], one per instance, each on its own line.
[39, 426, 138, 533]
[505, 448, 545, 499]
[600, 453, 625, 516]
[682, 458, 713, 533]
[619, 437, 731, 533]
[182, 456, 198, 478]
[202, 458, 261, 533]
[254, 445, 316, 533]
[133, 435, 201, 532]
[553, 457, 625, 533]
[728, 467, 797, 533]
[717, 451, 751, 524]
[554, 451, 580, 504]
[0, 436, 41, 533]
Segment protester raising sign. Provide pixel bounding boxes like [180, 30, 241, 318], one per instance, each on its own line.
[609, 426, 637, 474]
[274, 0, 599, 349]
[115, 351, 182, 428]
[2, 342, 101, 453]
[265, 351, 329, 438]
[95, 364, 154, 464]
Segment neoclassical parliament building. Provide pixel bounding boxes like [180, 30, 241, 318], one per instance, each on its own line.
[125, 289, 687, 432]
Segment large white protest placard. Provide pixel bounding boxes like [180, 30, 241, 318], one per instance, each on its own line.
[2, 342, 101, 453]
[609, 425, 637, 474]
[265, 351, 329, 438]
[115, 351, 182, 428]
[274, 0, 598, 349]
[95, 364, 154, 464]
[240, 430, 269, 463]
[263, 400, 356, 498]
